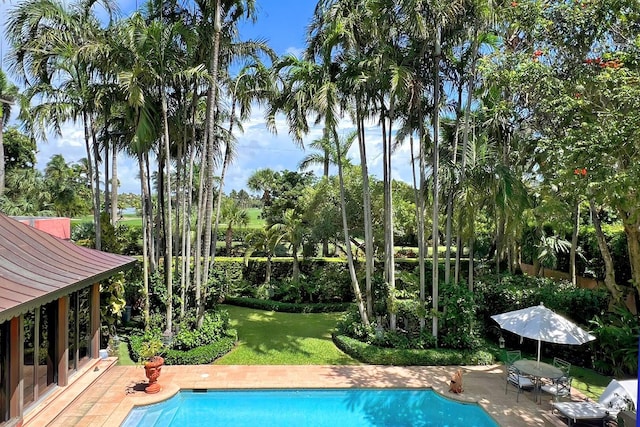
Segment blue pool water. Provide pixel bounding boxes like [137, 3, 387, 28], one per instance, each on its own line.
[121, 388, 499, 427]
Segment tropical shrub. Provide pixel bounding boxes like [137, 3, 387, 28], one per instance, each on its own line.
[173, 310, 230, 351]
[332, 334, 495, 366]
[439, 281, 482, 350]
[590, 307, 639, 377]
[474, 273, 608, 326]
[128, 310, 237, 365]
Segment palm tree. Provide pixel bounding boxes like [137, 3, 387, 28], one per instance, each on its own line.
[0, 70, 18, 196]
[273, 209, 307, 282]
[7, 0, 122, 250]
[247, 168, 277, 206]
[221, 199, 249, 255]
[307, 0, 375, 323]
[269, 51, 369, 326]
[210, 58, 274, 263]
[298, 131, 355, 258]
[244, 225, 285, 286]
[297, 132, 355, 175]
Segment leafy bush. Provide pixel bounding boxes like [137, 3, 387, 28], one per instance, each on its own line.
[474, 273, 609, 367]
[173, 311, 230, 351]
[519, 222, 632, 286]
[439, 281, 482, 350]
[334, 308, 377, 342]
[474, 273, 608, 326]
[128, 310, 237, 365]
[590, 307, 639, 377]
[332, 334, 495, 366]
[128, 329, 163, 362]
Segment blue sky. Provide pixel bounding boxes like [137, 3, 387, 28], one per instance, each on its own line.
[1, 0, 414, 195]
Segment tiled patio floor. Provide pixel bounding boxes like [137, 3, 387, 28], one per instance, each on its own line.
[24, 359, 582, 427]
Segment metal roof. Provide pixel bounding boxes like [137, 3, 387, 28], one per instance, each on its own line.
[0, 213, 137, 323]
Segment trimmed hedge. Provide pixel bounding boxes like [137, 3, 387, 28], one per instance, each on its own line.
[333, 334, 495, 366]
[163, 336, 237, 365]
[224, 296, 352, 313]
[128, 330, 238, 365]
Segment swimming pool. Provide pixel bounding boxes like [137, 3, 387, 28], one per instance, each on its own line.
[121, 388, 499, 426]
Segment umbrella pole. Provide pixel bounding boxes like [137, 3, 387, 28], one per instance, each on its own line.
[537, 339, 542, 367]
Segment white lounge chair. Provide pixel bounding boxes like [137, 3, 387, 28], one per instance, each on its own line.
[552, 379, 637, 426]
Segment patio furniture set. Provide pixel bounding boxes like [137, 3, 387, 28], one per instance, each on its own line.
[492, 304, 637, 427]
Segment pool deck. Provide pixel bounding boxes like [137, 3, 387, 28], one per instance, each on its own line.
[24, 358, 582, 427]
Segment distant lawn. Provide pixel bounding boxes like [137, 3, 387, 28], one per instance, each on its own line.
[215, 304, 358, 365]
[243, 207, 264, 228]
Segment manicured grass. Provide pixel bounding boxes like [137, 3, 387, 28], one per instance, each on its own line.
[245, 208, 264, 227]
[570, 365, 614, 400]
[215, 305, 358, 365]
[117, 339, 136, 366]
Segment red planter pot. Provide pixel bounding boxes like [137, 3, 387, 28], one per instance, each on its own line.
[144, 356, 164, 394]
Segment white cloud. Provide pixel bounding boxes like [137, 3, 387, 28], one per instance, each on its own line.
[28, 98, 417, 198]
[284, 46, 305, 58]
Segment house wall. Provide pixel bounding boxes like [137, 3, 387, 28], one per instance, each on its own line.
[1, 285, 100, 426]
[13, 218, 70, 240]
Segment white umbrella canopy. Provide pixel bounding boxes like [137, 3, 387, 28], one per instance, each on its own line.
[490, 303, 596, 365]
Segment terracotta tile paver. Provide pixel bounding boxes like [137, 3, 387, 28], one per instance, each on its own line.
[25, 362, 575, 426]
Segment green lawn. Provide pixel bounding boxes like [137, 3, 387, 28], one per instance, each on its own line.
[245, 208, 264, 228]
[569, 365, 612, 400]
[215, 305, 358, 365]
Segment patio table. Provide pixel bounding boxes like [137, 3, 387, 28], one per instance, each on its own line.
[513, 359, 564, 403]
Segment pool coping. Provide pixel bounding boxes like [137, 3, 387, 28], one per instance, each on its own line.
[30, 364, 573, 426]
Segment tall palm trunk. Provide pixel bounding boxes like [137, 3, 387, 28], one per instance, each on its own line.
[383, 99, 397, 331]
[139, 153, 151, 328]
[197, 0, 223, 326]
[444, 87, 463, 285]
[431, 25, 442, 340]
[412, 113, 428, 330]
[356, 106, 374, 318]
[145, 154, 157, 271]
[83, 111, 101, 250]
[334, 128, 368, 326]
[176, 137, 186, 318]
[292, 243, 300, 282]
[322, 144, 330, 257]
[456, 28, 479, 290]
[104, 141, 110, 218]
[111, 144, 118, 225]
[161, 94, 174, 336]
[182, 88, 198, 318]
[211, 91, 238, 267]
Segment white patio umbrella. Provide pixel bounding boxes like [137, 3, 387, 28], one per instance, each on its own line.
[490, 303, 596, 366]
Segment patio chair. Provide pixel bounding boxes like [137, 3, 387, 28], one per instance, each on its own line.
[504, 350, 535, 402]
[552, 379, 636, 426]
[552, 357, 571, 376]
[541, 375, 572, 403]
